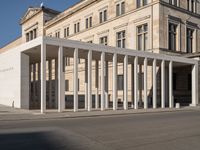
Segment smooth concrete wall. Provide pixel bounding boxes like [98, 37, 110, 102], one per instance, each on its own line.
[20, 53, 30, 109]
[0, 49, 21, 108]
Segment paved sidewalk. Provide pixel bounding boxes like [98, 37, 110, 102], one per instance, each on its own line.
[0, 104, 199, 121]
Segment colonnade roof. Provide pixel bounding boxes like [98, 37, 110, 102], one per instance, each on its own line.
[16, 36, 198, 66]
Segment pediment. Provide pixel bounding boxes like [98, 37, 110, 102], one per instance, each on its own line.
[20, 7, 41, 24]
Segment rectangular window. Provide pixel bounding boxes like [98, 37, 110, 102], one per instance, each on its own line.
[64, 27, 69, 38]
[26, 33, 29, 42]
[86, 16, 92, 29]
[116, 1, 125, 16]
[168, 23, 177, 51]
[30, 31, 33, 40]
[186, 28, 194, 53]
[65, 80, 69, 91]
[87, 41, 93, 43]
[65, 57, 70, 66]
[74, 22, 80, 33]
[99, 9, 107, 23]
[137, 0, 147, 8]
[33, 29, 37, 39]
[117, 75, 124, 91]
[187, 0, 196, 13]
[169, 0, 178, 6]
[137, 24, 148, 51]
[55, 31, 60, 38]
[116, 30, 126, 48]
[100, 36, 108, 45]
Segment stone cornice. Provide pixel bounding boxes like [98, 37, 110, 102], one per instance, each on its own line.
[160, 1, 200, 19]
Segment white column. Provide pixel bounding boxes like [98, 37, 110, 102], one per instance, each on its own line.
[113, 53, 117, 110]
[131, 64, 134, 108]
[58, 46, 65, 112]
[49, 60, 52, 108]
[88, 50, 92, 111]
[55, 59, 58, 109]
[101, 52, 105, 111]
[85, 59, 88, 110]
[153, 59, 157, 109]
[161, 60, 165, 108]
[105, 61, 109, 109]
[41, 43, 46, 114]
[33, 64, 36, 103]
[169, 61, 173, 108]
[169, 61, 174, 108]
[38, 63, 41, 104]
[73, 48, 78, 112]
[123, 55, 128, 110]
[134, 56, 138, 109]
[95, 60, 99, 109]
[144, 58, 148, 109]
[191, 64, 198, 106]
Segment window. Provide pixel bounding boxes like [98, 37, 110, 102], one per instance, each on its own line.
[25, 28, 37, 42]
[100, 36, 108, 45]
[137, 24, 148, 51]
[74, 22, 80, 34]
[169, 0, 178, 6]
[137, 0, 147, 8]
[186, 28, 194, 53]
[33, 29, 37, 39]
[87, 41, 93, 43]
[64, 27, 69, 38]
[117, 75, 124, 91]
[99, 9, 107, 23]
[26, 33, 29, 42]
[65, 57, 70, 66]
[86, 16, 92, 29]
[168, 23, 177, 51]
[65, 80, 69, 91]
[55, 31, 60, 38]
[116, 30, 126, 48]
[116, 1, 125, 16]
[187, 0, 196, 13]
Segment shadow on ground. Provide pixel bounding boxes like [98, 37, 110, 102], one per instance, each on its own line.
[0, 129, 111, 150]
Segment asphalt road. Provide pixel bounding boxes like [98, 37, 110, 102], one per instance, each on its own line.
[0, 110, 200, 150]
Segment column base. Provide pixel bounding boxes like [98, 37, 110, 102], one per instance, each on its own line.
[189, 103, 197, 107]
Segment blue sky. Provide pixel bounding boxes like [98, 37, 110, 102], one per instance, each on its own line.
[0, 0, 80, 48]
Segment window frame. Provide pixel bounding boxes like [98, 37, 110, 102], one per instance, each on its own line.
[167, 18, 181, 52]
[85, 16, 93, 29]
[136, 0, 148, 8]
[99, 36, 108, 46]
[99, 7, 108, 23]
[116, 30, 126, 48]
[117, 74, 124, 91]
[74, 22, 80, 34]
[116, 1, 125, 17]
[136, 23, 148, 51]
[169, 0, 179, 7]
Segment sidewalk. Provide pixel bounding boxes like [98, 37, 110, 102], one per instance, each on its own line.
[0, 104, 199, 121]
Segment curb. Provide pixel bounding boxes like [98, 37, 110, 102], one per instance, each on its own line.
[0, 107, 198, 122]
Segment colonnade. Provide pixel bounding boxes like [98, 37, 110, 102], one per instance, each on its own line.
[36, 43, 199, 114]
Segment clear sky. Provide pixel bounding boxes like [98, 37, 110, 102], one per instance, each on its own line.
[0, 0, 80, 48]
